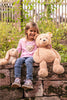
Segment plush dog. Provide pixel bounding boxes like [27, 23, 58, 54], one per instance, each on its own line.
[33, 32, 64, 77]
[0, 48, 19, 65]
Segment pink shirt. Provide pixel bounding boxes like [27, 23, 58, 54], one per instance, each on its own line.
[17, 38, 37, 57]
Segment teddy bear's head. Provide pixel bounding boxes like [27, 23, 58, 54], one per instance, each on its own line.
[36, 32, 52, 48]
[9, 48, 18, 56]
[5, 48, 18, 60]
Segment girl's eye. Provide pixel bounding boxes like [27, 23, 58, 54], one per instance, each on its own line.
[40, 38, 42, 40]
[30, 30, 33, 32]
[34, 30, 36, 32]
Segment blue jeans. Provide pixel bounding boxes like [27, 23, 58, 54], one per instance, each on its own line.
[14, 57, 34, 80]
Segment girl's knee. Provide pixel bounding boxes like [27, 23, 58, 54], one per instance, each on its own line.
[15, 58, 24, 66]
[25, 57, 34, 64]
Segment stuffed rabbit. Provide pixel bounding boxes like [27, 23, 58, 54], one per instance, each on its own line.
[0, 48, 19, 65]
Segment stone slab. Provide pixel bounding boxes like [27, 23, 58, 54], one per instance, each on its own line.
[0, 64, 14, 69]
[24, 81, 43, 97]
[60, 95, 67, 100]
[0, 88, 23, 100]
[35, 96, 60, 100]
[0, 69, 10, 86]
[43, 81, 67, 96]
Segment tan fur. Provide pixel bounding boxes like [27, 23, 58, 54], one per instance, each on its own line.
[33, 32, 64, 78]
[0, 48, 19, 65]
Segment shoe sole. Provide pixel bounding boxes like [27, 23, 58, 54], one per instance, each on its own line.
[11, 83, 21, 88]
[22, 85, 33, 89]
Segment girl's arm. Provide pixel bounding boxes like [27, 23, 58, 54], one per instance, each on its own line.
[17, 39, 22, 56]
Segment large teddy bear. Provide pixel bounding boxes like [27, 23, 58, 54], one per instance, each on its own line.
[0, 48, 19, 65]
[33, 32, 64, 77]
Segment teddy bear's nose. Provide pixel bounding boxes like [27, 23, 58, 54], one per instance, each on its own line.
[43, 39, 45, 41]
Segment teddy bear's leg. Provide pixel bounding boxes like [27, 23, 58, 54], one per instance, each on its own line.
[38, 60, 48, 77]
[53, 58, 64, 74]
[0, 59, 8, 65]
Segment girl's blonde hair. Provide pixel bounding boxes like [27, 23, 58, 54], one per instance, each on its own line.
[25, 22, 39, 36]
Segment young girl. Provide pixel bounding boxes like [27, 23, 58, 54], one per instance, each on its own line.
[12, 22, 39, 89]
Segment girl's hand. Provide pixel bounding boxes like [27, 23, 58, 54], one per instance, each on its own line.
[34, 34, 39, 40]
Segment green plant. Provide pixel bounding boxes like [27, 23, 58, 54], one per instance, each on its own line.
[0, 22, 24, 58]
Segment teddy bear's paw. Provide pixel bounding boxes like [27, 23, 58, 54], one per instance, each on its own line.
[53, 65, 64, 74]
[38, 69, 48, 77]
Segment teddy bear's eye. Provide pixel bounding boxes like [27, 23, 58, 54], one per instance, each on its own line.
[40, 38, 42, 40]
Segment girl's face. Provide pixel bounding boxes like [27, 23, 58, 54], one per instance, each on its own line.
[26, 28, 38, 41]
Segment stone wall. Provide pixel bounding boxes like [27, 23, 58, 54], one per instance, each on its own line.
[0, 63, 67, 100]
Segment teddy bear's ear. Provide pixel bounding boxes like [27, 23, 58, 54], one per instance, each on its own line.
[47, 32, 52, 37]
[34, 34, 39, 40]
[5, 50, 10, 60]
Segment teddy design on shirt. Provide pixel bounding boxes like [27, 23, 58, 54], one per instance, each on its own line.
[26, 44, 35, 52]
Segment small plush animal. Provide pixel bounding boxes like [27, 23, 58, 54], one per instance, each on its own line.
[33, 32, 64, 78]
[0, 48, 19, 65]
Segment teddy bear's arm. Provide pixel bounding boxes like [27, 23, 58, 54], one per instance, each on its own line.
[33, 48, 43, 63]
[52, 48, 61, 61]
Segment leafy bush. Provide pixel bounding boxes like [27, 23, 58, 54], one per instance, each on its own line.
[0, 22, 24, 58]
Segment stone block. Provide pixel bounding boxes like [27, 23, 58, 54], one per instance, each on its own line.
[47, 73, 67, 81]
[60, 95, 67, 100]
[43, 81, 67, 96]
[0, 88, 23, 100]
[24, 81, 43, 97]
[0, 64, 14, 69]
[10, 69, 14, 84]
[35, 96, 60, 100]
[0, 69, 10, 86]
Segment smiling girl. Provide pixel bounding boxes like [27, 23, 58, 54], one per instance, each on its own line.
[12, 22, 39, 89]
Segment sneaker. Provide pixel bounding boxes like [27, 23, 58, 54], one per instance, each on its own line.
[22, 79, 33, 89]
[11, 78, 21, 88]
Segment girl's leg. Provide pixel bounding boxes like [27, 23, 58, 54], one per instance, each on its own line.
[14, 57, 25, 78]
[12, 57, 25, 88]
[25, 57, 34, 80]
[22, 57, 34, 89]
